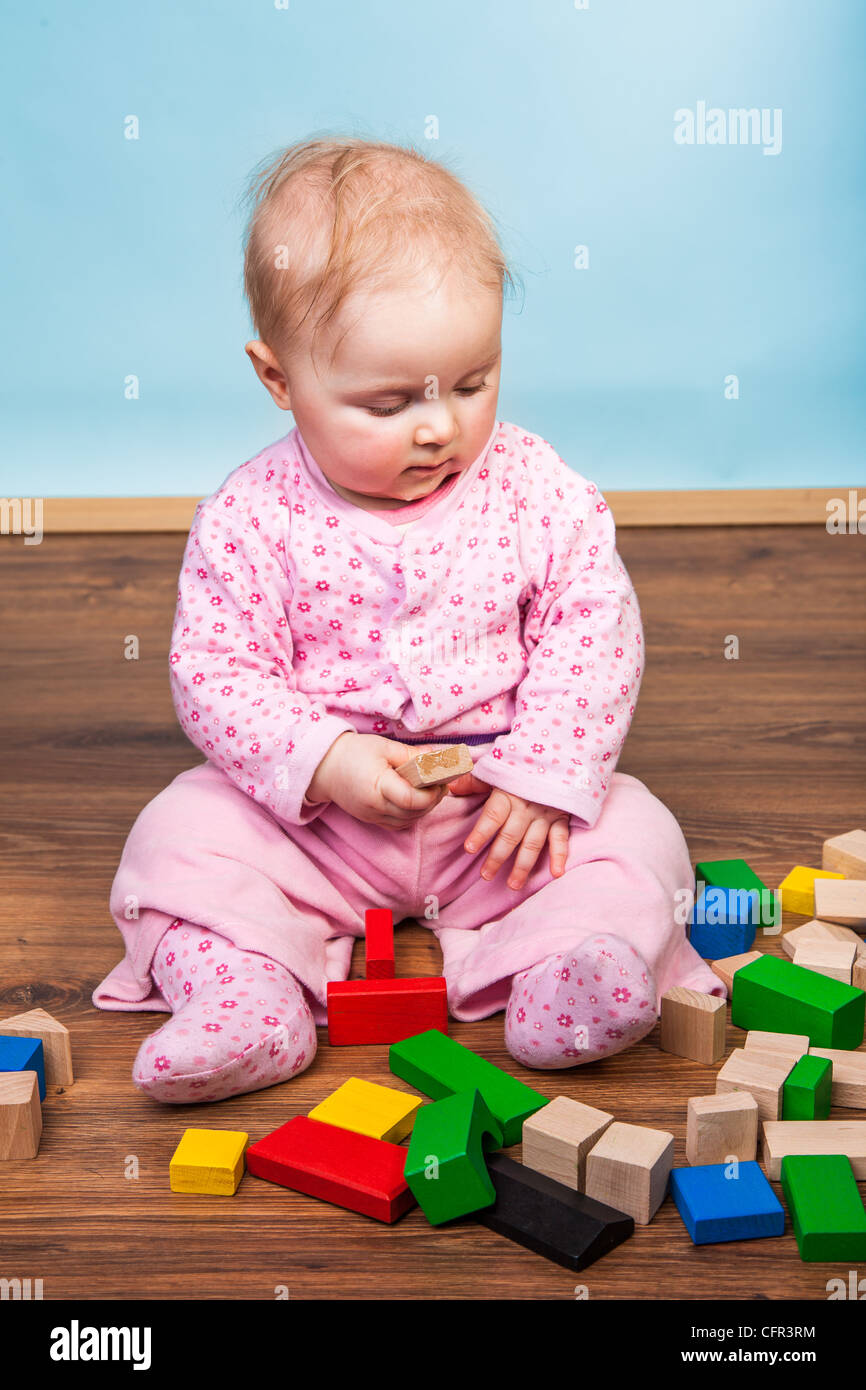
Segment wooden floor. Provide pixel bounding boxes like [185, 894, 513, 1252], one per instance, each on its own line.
[1, 524, 864, 1301]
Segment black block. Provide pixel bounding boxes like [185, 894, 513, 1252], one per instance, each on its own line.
[476, 1153, 634, 1271]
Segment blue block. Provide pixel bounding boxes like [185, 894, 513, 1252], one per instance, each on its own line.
[670, 1162, 785, 1245]
[688, 887, 758, 957]
[0, 1034, 46, 1101]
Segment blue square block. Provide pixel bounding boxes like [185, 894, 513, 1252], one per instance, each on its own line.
[0, 1034, 46, 1101]
[670, 1162, 785, 1245]
[688, 887, 759, 957]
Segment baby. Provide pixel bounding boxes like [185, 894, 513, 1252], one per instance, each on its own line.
[93, 136, 723, 1103]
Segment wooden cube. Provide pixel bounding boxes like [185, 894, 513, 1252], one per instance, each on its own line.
[855, 957, 866, 992]
[584, 1121, 674, 1225]
[169, 1128, 249, 1195]
[395, 744, 473, 788]
[793, 940, 857, 984]
[782, 919, 866, 961]
[686, 1092, 759, 1166]
[813, 878, 866, 929]
[822, 829, 866, 879]
[715, 1048, 793, 1122]
[659, 988, 726, 1064]
[0, 1008, 72, 1087]
[809, 1047, 866, 1108]
[709, 951, 762, 994]
[778, 866, 845, 917]
[0, 1072, 42, 1159]
[521, 1096, 614, 1192]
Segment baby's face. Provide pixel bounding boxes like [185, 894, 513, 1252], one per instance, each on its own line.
[248, 268, 502, 509]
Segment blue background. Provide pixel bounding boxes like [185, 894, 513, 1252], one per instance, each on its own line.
[2, 0, 864, 497]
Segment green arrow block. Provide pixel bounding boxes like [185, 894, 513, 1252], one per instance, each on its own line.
[782, 1054, 833, 1120]
[781, 1154, 866, 1262]
[731, 953, 865, 1049]
[389, 1029, 547, 1146]
[404, 1089, 503, 1224]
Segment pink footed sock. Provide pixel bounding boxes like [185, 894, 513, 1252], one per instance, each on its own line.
[133, 920, 317, 1103]
[504, 933, 657, 1069]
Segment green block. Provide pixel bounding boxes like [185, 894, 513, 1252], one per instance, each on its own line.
[781, 1154, 866, 1262]
[404, 1089, 503, 1224]
[731, 953, 865, 1049]
[695, 859, 768, 894]
[389, 1030, 547, 1146]
[782, 1055, 833, 1120]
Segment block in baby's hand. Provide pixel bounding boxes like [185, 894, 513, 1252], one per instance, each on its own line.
[395, 743, 473, 788]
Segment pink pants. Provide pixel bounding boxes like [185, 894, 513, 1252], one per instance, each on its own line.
[93, 746, 722, 1027]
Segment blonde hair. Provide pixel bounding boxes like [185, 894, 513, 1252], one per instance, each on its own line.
[239, 133, 519, 365]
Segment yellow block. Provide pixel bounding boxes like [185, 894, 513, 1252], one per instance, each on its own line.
[169, 1128, 248, 1195]
[778, 866, 845, 917]
[309, 1078, 423, 1142]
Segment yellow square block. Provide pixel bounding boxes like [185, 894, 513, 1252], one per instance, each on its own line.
[308, 1078, 423, 1142]
[778, 866, 845, 917]
[169, 1128, 248, 1195]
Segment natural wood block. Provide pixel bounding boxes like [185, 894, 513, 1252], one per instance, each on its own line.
[743, 1030, 810, 1059]
[855, 957, 866, 992]
[715, 1048, 793, 1122]
[521, 1096, 614, 1192]
[782, 919, 866, 960]
[308, 1078, 422, 1143]
[809, 1047, 866, 1108]
[686, 1092, 759, 1166]
[659, 988, 726, 1064]
[814, 878, 866, 929]
[823, 829, 866, 879]
[778, 866, 845, 918]
[709, 951, 761, 993]
[0, 1072, 42, 1159]
[762, 1120, 866, 1179]
[793, 940, 857, 983]
[0, 1008, 73, 1087]
[584, 1121, 674, 1225]
[395, 744, 473, 788]
[169, 1128, 249, 1195]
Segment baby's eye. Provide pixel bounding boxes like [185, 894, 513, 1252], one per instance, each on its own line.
[365, 380, 490, 418]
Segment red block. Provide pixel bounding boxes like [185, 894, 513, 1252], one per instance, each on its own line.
[364, 908, 395, 979]
[246, 1116, 415, 1223]
[327, 976, 448, 1045]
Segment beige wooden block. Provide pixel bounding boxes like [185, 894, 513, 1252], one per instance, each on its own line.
[743, 1030, 810, 1059]
[584, 1121, 674, 1225]
[521, 1097, 614, 1192]
[0, 1072, 42, 1159]
[809, 1047, 866, 1108]
[781, 919, 866, 960]
[0, 1008, 73, 1087]
[814, 878, 866, 929]
[823, 829, 866, 879]
[686, 1092, 759, 1166]
[659, 988, 726, 1064]
[793, 940, 857, 983]
[762, 1120, 866, 1179]
[715, 1048, 793, 1122]
[395, 743, 473, 788]
[855, 957, 866, 992]
[709, 951, 762, 994]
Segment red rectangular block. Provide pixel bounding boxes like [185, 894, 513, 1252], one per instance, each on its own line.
[364, 908, 395, 979]
[246, 1116, 415, 1222]
[327, 976, 448, 1045]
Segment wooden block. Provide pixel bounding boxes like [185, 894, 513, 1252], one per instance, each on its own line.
[855, 957, 866, 992]
[0, 1008, 73, 1087]
[169, 1128, 248, 1195]
[782, 919, 866, 960]
[814, 878, 866, 929]
[389, 1029, 547, 1146]
[659, 988, 726, 1064]
[778, 865, 845, 917]
[395, 743, 473, 788]
[809, 1046, 866, 1108]
[0, 1072, 42, 1160]
[686, 1093, 759, 1166]
[822, 829, 866, 879]
[308, 1078, 422, 1143]
[364, 908, 394, 979]
[695, 858, 768, 895]
[731, 952, 865, 1048]
[715, 1048, 793, 1122]
[477, 1153, 635, 1272]
[793, 939, 857, 983]
[780, 1154, 866, 1262]
[246, 1116, 414, 1222]
[743, 1030, 810, 1059]
[404, 1089, 503, 1224]
[709, 951, 761, 993]
[584, 1121, 674, 1225]
[761, 1120, 866, 1179]
[327, 977, 448, 1045]
[688, 890, 757, 959]
[670, 1161, 785, 1245]
[782, 1054, 832, 1120]
[521, 1096, 614, 1191]
[0, 1035, 46, 1102]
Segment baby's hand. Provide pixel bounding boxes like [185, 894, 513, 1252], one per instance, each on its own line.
[306, 732, 447, 830]
[447, 772, 570, 890]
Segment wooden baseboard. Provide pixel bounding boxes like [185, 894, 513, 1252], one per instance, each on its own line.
[2, 487, 862, 532]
